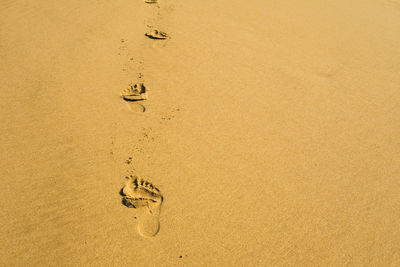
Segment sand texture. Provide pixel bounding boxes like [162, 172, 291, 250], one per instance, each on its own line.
[1, 0, 400, 266]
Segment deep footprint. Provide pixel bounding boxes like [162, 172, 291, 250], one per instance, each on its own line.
[145, 29, 169, 40]
[120, 83, 147, 102]
[120, 175, 163, 237]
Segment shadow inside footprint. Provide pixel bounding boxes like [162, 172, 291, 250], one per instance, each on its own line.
[145, 29, 169, 40]
[120, 176, 163, 237]
[121, 83, 147, 101]
[121, 83, 147, 113]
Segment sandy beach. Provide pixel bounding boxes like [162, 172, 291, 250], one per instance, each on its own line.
[1, 0, 400, 265]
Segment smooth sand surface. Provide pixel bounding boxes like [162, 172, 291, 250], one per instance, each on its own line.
[1, 0, 400, 265]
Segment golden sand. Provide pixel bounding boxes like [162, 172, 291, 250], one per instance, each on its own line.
[1, 0, 399, 265]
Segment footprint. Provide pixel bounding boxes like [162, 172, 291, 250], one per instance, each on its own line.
[145, 0, 158, 3]
[120, 175, 164, 237]
[121, 83, 147, 101]
[145, 29, 169, 40]
[121, 83, 148, 112]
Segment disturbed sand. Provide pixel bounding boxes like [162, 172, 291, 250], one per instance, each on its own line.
[1, 0, 400, 265]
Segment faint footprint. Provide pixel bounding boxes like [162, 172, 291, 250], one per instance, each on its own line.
[120, 175, 164, 237]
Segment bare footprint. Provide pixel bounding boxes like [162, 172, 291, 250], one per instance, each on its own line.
[145, 29, 169, 40]
[120, 175, 163, 237]
[121, 83, 147, 113]
[121, 83, 147, 101]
